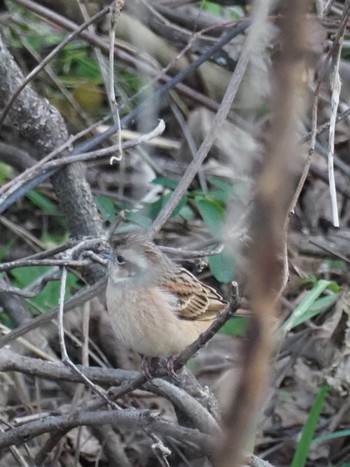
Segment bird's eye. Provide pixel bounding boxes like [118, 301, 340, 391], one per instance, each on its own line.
[116, 255, 125, 265]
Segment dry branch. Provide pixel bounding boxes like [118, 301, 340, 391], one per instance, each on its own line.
[216, 0, 311, 466]
[0, 408, 215, 454]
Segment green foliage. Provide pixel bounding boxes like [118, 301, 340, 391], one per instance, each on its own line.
[313, 429, 350, 445]
[152, 177, 179, 190]
[95, 195, 116, 222]
[149, 193, 188, 220]
[206, 176, 235, 202]
[201, 1, 245, 20]
[9, 266, 78, 318]
[26, 190, 58, 215]
[124, 210, 153, 229]
[219, 316, 248, 337]
[7, 9, 64, 53]
[0, 161, 13, 183]
[282, 280, 340, 332]
[7, 9, 108, 119]
[291, 385, 329, 467]
[113, 175, 240, 281]
[25, 190, 66, 229]
[208, 249, 235, 283]
[202, 1, 221, 15]
[41, 231, 69, 249]
[59, 42, 102, 82]
[0, 241, 15, 261]
[195, 198, 224, 237]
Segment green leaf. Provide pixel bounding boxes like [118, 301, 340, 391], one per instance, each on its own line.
[152, 177, 179, 190]
[207, 176, 234, 193]
[291, 385, 329, 467]
[219, 317, 248, 337]
[0, 161, 13, 183]
[206, 190, 229, 204]
[11, 266, 45, 288]
[168, 194, 188, 218]
[75, 59, 102, 81]
[95, 195, 116, 222]
[25, 190, 66, 229]
[178, 204, 195, 220]
[0, 239, 16, 261]
[282, 280, 338, 332]
[208, 249, 235, 283]
[292, 294, 339, 325]
[147, 193, 187, 220]
[10, 267, 78, 316]
[124, 210, 152, 228]
[203, 1, 221, 15]
[41, 231, 68, 249]
[327, 281, 341, 293]
[301, 274, 318, 287]
[228, 6, 245, 20]
[26, 190, 58, 214]
[195, 197, 224, 237]
[313, 429, 350, 445]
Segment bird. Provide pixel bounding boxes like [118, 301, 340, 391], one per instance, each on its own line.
[103, 234, 228, 368]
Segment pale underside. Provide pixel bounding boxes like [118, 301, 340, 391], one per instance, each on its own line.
[106, 268, 227, 357]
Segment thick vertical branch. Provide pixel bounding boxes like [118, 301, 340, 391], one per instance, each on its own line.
[0, 37, 103, 242]
[216, 1, 311, 466]
[0, 36, 104, 283]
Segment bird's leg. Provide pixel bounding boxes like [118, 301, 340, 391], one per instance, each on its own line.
[142, 355, 179, 381]
[165, 356, 179, 381]
[141, 356, 157, 379]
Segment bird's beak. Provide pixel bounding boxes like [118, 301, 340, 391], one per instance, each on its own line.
[100, 248, 112, 260]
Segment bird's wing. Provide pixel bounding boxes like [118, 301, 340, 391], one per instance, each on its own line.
[162, 268, 227, 321]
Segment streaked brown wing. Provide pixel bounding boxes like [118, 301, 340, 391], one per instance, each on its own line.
[163, 268, 227, 321]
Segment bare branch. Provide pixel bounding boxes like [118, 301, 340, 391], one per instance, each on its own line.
[149, 11, 255, 235]
[56, 267, 117, 408]
[0, 5, 111, 128]
[0, 408, 215, 453]
[216, 0, 311, 465]
[0, 277, 107, 350]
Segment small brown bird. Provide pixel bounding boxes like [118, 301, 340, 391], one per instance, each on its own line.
[104, 234, 228, 360]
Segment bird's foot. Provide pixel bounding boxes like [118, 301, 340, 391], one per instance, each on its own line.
[141, 356, 157, 379]
[141, 356, 179, 381]
[165, 356, 179, 382]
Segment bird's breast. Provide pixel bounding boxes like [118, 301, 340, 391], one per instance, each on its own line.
[105, 281, 210, 357]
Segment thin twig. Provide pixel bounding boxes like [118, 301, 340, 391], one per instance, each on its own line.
[161, 244, 224, 259]
[57, 267, 118, 409]
[302, 107, 350, 143]
[169, 99, 208, 192]
[55, 120, 166, 166]
[149, 14, 255, 235]
[0, 112, 114, 199]
[0, 349, 221, 436]
[174, 284, 242, 370]
[0, 274, 60, 298]
[28, 119, 167, 170]
[0, 5, 111, 128]
[108, 1, 124, 165]
[0, 258, 91, 273]
[326, 1, 350, 227]
[107, 284, 242, 400]
[0, 237, 104, 272]
[0, 277, 107, 350]
[0, 19, 250, 214]
[291, 3, 350, 217]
